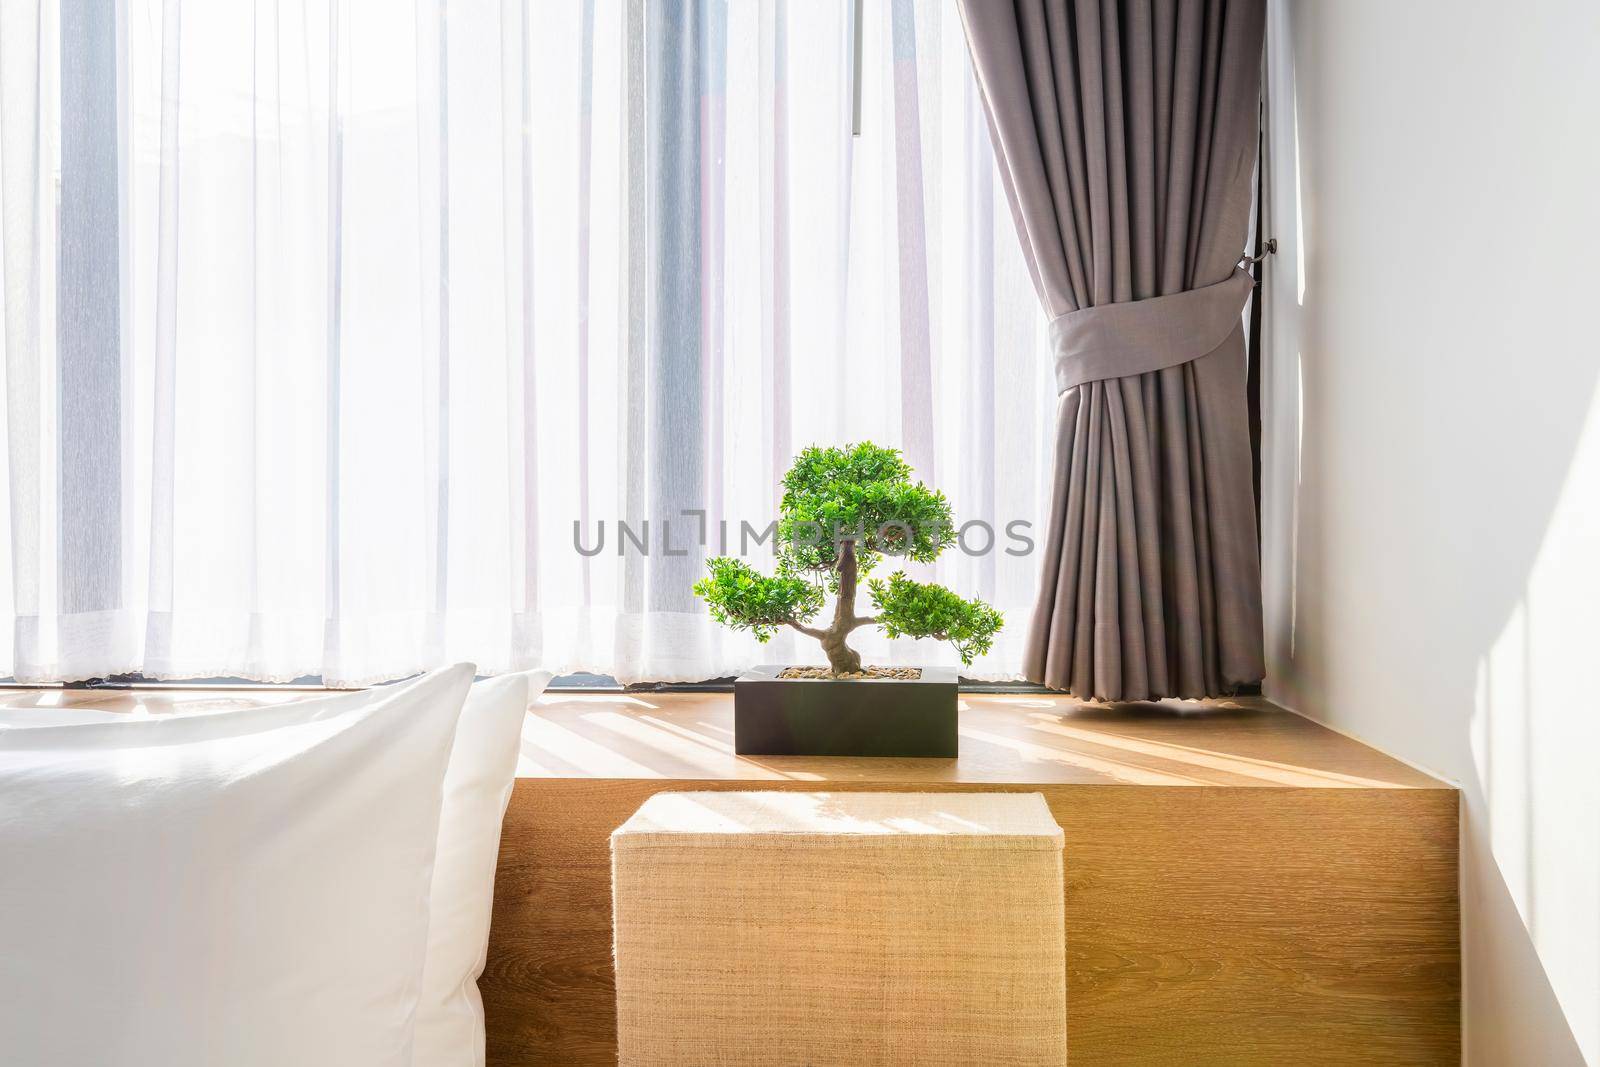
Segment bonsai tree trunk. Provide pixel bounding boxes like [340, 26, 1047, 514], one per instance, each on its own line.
[820, 542, 864, 675]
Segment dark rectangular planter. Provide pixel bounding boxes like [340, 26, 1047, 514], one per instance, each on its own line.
[733, 664, 958, 758]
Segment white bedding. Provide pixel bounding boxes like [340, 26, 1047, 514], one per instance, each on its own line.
[0, 666, 476, 1067]
[414, 669, 552, 1067]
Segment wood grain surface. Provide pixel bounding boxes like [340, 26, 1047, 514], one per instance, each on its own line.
[485, 694, 1459, 1065]
[513, 692, 1444, 789]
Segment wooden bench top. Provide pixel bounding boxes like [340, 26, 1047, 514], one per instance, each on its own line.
[516, 690, 1449, 790]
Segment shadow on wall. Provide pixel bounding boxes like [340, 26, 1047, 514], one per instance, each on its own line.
[1260, 1, 1600, 1063]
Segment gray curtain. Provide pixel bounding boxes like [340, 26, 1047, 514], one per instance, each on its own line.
[957, 0, 1266, 699]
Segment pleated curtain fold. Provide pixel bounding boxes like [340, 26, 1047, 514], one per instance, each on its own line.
[957, 0, 1267, 699]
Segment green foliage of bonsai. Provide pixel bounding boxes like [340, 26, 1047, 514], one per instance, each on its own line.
[696, 557, 824, 642]
[868, 571, 1005, 666]
[693, 442, 1003, 676]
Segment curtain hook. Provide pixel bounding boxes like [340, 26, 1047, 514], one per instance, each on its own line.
[1239, 237, 1278, 268]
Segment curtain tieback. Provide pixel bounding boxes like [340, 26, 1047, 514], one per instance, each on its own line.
[1049, 267, 1254, 394]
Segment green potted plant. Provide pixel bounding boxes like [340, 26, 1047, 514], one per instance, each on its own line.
[694, 442, 1002, 757]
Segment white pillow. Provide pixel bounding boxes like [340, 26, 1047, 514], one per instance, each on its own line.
[0, 664, 476, 1067]
[413, 669, 552, 1067]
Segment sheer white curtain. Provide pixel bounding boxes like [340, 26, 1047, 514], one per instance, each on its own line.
[0, 0, 1055, 685]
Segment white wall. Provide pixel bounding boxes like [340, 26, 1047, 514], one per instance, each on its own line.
[1261, 2, 1600, 1063]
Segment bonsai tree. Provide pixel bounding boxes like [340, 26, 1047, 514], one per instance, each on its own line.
[693, 443, 1003, 676]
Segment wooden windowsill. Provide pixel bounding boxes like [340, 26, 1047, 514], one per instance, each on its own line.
[491, 690, 1460, 1064]
[516, 690, 1449, 790]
